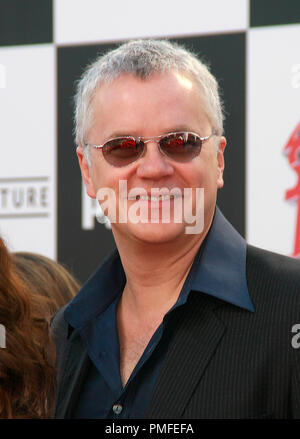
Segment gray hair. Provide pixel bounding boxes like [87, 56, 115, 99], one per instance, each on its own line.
[74, 39, 225, 158]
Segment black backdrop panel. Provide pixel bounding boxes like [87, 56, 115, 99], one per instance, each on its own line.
[57, 43, 119, 284]
[0, 0, 53, 46]
[57, 33, 245, 283]
[171, 34, 246, 239]
[250, 0, 300, 27]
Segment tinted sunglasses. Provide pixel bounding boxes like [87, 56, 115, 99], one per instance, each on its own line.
[85, 131, 215, 167]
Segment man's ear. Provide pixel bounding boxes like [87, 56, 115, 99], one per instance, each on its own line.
[76, 146, 97, 199]
[217, 136, 226, 189]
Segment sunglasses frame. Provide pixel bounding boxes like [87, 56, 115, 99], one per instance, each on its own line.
[85, 131, 215, 167]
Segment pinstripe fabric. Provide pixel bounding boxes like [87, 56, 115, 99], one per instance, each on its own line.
[145, 245, 300, 418]
[51, 244, 300, 419]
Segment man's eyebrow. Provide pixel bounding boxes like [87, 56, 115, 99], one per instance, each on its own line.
[104, 126, 200, 139]
[104, 131, 134, 139]
[163, 126, 200, 134]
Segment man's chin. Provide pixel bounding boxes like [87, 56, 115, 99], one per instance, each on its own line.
[113, 221, 189, 245]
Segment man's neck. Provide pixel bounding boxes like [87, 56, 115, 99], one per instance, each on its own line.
[113, 227, 210, 322]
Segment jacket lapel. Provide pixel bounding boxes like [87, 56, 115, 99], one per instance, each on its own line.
[146, 292, 226, 418]
[54, 330, 90, 419]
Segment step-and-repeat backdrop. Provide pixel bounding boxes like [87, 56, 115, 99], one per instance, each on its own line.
[0, 0, 299, 282]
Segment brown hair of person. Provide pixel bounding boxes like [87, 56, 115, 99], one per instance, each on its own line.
[0, 238, 56, 418]
[12, 252, 80, 318]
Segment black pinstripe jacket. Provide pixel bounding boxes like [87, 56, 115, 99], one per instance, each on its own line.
[51, 243, 300, 419]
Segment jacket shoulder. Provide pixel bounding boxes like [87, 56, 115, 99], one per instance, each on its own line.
[246, 244, 300, 304]
[247, 244, 300, 277]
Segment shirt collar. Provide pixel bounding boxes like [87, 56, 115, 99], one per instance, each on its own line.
[64, 250, 126, 329]
[65, 206, 254, 329]
[189, 206, 254, 312]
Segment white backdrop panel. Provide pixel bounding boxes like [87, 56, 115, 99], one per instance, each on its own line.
[54, 0, 248, 44]
[246, 24, 300, 256]
[0, 44, 56, 257]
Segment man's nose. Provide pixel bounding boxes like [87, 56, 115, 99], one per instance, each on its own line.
[135, 141, 174, 179]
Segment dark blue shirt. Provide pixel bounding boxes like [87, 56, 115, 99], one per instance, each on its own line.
[64, 207, 254, 418]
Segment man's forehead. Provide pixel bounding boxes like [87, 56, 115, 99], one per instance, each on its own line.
[94, 70, 197, 97]
[90, 71, 201, 120]
[88, 71, 210, 140]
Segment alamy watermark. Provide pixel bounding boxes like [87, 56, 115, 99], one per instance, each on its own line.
[95, 180, 204, 234]
[291, 324, 300, 349]
[0, 324, 6, 348]
[0, 64, 6, 89]
[291, 64, 300, 89]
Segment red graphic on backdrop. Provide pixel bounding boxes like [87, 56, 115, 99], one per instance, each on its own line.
[283, 122, 300, 257]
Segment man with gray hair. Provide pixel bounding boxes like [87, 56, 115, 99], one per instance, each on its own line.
[52, 39, 300, 419]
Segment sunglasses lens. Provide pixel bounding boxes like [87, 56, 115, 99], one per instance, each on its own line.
[160, 133, 202, 162]
[103, 138, 143, 166]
